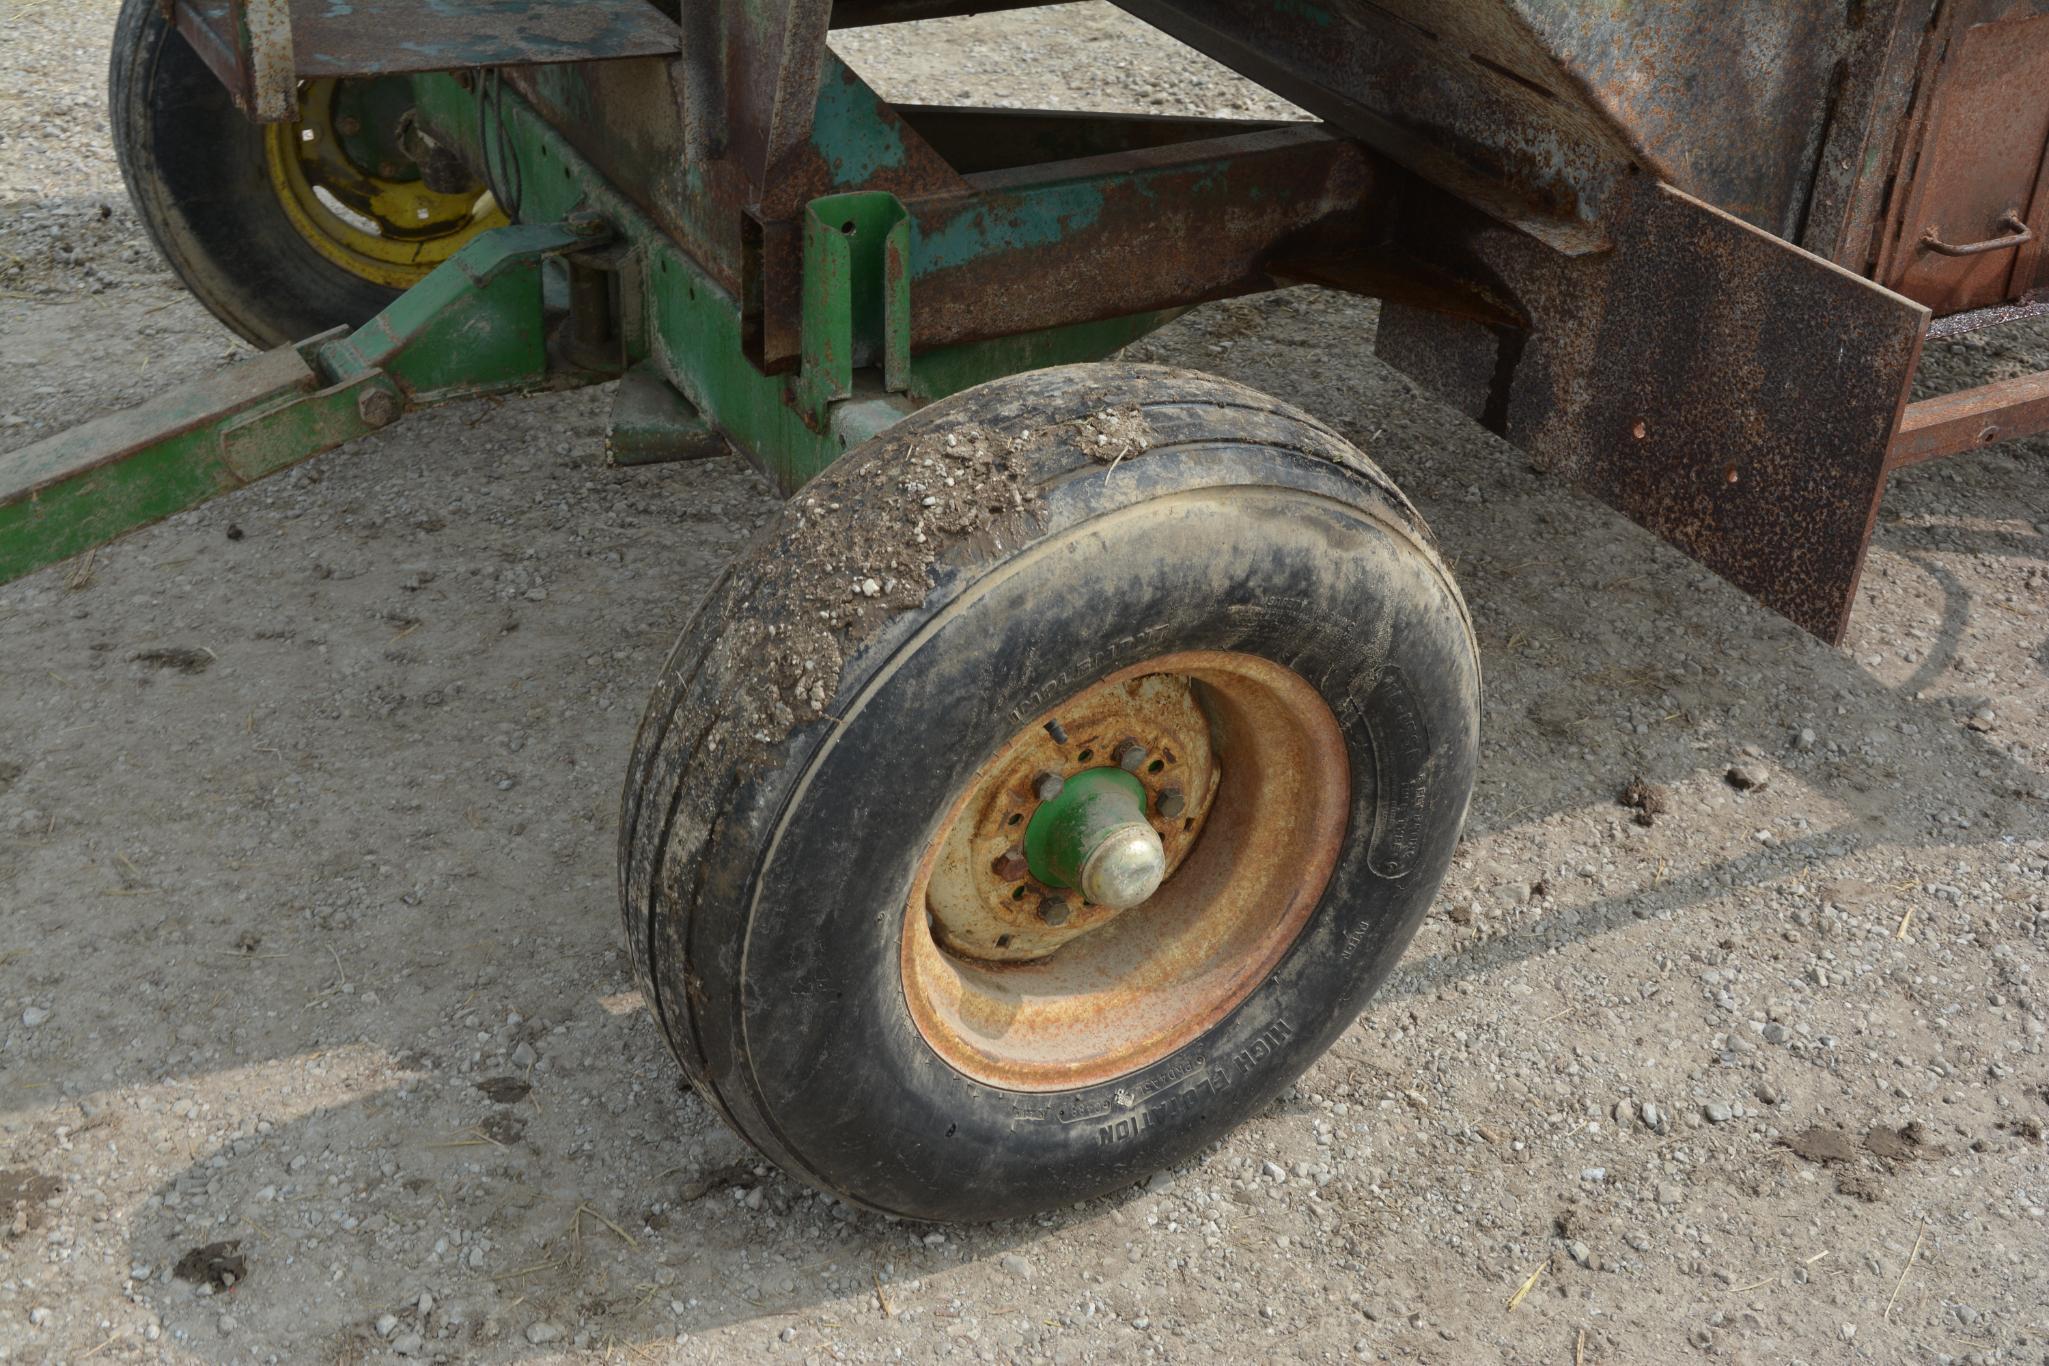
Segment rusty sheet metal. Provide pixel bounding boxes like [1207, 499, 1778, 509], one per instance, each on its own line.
[1800, 0, 1940, 272]
[1882, 11, 2049, 314]
[1887, 369, 2049, 470]
[1116, 0, 1870, 252]
[1113, 0, 1626, 254]
[177, 0, 677, 116]
[1377, 179, 1930, 643]
[1513, 0, 1853, 241]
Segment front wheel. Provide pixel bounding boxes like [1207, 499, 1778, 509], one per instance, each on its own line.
[620, 364, 1480, 1221]
[108, 0, 503, 346]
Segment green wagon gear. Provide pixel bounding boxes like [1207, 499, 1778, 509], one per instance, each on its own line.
[4, 0, 2043, 1219]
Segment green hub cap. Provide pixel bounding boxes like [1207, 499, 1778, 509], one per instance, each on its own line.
[1023, 767, 1168, 910]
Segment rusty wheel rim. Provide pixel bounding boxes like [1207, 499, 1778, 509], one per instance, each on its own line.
[901, 650, 1349, 1092]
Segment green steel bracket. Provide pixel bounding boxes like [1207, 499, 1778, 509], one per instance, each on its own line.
[797, 193, 911, 424]
[0, 223, 588, 588]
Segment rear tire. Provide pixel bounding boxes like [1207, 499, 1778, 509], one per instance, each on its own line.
[109, 0, 401, 345]
[620, 363, 1480, 1222]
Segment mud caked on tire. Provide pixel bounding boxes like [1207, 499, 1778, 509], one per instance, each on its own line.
[621, 364, 1479, 1222]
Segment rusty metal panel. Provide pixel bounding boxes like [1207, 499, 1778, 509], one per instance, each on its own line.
[1378, 180, 1930, 643]
[1883, 11, 2049, 314]
[1513, 0, 1853, 240]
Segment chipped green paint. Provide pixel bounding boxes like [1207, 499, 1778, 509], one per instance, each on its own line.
[812, 56, 908, 187]
[913, 181, 1109, 273]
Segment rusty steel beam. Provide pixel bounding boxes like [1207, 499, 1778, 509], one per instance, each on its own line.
[1887, 369, 2049, 472]
[904, 126, 1381, 353]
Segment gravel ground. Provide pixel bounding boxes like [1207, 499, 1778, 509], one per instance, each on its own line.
[3, 5, 2047, 1363]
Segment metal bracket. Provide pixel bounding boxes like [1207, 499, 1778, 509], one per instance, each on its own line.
[796, 193, 911, 424]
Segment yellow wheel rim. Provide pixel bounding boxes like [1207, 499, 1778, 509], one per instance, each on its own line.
[264, 78, 504, 289]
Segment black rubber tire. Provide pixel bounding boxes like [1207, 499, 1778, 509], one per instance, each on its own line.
[620, 363, 1481, 1222]
[108, 0, 401, 347]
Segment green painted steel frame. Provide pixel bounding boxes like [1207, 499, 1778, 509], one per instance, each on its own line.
[410, 71, 1178, 491]
[0, 224, 580, 587]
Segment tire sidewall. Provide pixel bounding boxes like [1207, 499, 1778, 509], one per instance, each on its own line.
[732, 447, 1478, 1222]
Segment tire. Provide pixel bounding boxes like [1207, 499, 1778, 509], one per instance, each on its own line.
[620, 363, 1480, 1222]
[108, 0, 400, 346]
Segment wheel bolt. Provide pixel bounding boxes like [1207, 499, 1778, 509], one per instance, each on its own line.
[1114, 739, 1149, 773]
[1032, 770, 1064, 802]
[356, 386, 401, 428]
[1037, 892, 1071, 927]
[335, 115, 362, 136]
[1156, 787, 1186, 819]
[991, 847, 1028, 881]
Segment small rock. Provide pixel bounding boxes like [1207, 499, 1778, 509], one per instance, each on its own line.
[1657, 1182, 1684, 1206]
[21, 1005, 50, 1027]
[392, 1332, 424, 1356]
[376, 1313, 400, 1337]
[28, 1306, 52, 1327]
[1966, 707, 1996, 733]
[510, 1041, 538, 1068]
[1725, 765, 1769, 792]
[1704, 1102, 1735, 1124]
[1567, 1240, 1592, 1266]
[1639, 1102, 1667, 1133]
[526, 1321, 565, 1345]
[999, 1252, 1035, 1280]
[1793, 727, 1817, 752]
[1262, 1160, 1287, 1182]
[1761, 1023, 1789, 1044]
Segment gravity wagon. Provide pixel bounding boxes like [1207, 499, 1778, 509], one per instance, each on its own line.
[4, 0, 2046, 1220]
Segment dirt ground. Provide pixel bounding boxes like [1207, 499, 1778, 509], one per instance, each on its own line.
[3, 5, 2048, 1363]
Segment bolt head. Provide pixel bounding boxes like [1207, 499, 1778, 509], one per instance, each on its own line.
[1114, 739, 1149, 773]
[565, 209, 609, 238]
[1156, 787, 1186, 819]
[356, 386, 401, 428]
[991, 847, 1029, 881]
[334, 115, 362, 136]
[1036, 893, 1071, 927]
[1032, 771, 1064, 802]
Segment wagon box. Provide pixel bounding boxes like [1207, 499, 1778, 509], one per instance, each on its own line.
[2, 0, 2044, 1217]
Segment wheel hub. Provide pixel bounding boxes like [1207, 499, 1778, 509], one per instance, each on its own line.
[921, 671, 1218, 962]
[902, 651, 1350, 1090]
[1024, 767, 1167, 911]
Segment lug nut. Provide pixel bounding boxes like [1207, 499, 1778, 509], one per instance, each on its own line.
[1114, 739, 1149, 773]
[991, 847, 1028, 881]
[1037, 892, 1071, 927]
[1156, 787, 1186, 819]
[1032, 770, 1064, 802]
